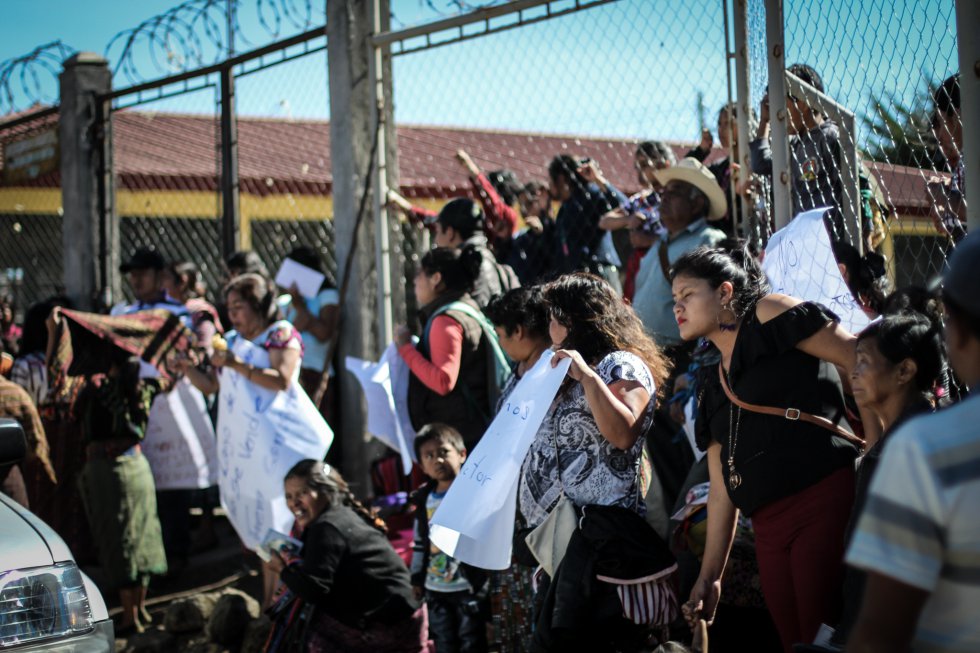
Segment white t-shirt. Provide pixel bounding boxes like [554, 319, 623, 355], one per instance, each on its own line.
[846, 393, 980, 653]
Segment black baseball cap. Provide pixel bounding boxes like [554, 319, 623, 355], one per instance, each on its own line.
[426, 198, 484, 240]
[120, 247, 165, 273]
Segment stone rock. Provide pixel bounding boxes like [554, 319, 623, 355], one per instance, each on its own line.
[122, 628, 176, 653]
[164, 593, 220, 634]
[239, 615, 272, 653]
[206, 589, 261, 647]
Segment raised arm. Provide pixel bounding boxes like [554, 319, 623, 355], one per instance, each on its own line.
[552, 349, 650, 450]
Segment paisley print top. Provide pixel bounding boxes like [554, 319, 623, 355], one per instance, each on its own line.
[518, 350, 656, 527]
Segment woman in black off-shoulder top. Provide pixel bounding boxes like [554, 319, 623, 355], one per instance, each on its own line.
[669, 246, 864, 653]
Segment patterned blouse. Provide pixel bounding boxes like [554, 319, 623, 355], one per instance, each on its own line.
[518, 350, 656, 527]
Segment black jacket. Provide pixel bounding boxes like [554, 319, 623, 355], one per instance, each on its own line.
[533, 504, 676, 652]
[278, 503, 418, 629]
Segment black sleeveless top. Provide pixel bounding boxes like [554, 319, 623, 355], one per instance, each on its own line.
[696, 301, 858, 515]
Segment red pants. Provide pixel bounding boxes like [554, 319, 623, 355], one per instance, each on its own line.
[750, 466, 854, 653]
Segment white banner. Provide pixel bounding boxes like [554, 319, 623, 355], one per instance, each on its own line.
[345, 342, 416, 475]
[429, 351, 571, 570]
[143, 378, 218, 490]
[217, 337, 334, 551]
[763, 207, 871, 335]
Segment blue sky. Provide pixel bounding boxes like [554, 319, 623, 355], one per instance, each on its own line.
[0, 0, 961, 144]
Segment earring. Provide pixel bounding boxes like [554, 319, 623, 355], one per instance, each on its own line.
[718, 300, 738, 332]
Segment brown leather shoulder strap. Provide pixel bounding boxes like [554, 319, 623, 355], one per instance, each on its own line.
[717, 363, 865, 448]
[657, 240, 671, 282]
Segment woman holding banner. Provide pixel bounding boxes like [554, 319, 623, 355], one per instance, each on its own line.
[182, 273, 303, 396]
[670, 246, 861, 653]
[484, 286, 553, 652]
[395, 246, 497, 452]
[179, 272, 306, 608]
[519, 273, 670, 650]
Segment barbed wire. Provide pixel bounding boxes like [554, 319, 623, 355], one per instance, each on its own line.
[0, 41, 77, 117]
[105, 0, 325, 86]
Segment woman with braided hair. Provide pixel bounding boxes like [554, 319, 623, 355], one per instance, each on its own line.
[264, 460, 427, 652]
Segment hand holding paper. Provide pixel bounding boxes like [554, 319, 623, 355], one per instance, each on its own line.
[275, 258, 326, 299]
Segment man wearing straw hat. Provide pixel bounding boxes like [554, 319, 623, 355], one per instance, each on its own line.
[632, 157, 727, 347]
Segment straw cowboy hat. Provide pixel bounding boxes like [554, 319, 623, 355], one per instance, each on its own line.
[654, 157, 728, 220]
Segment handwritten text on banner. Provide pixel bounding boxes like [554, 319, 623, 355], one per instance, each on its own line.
[763, 207, 871, 335]
[217, 336, 334, 551]
[429, 351, 571, 570]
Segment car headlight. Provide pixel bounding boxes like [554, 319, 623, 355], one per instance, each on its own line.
[0, 563, 94, 648]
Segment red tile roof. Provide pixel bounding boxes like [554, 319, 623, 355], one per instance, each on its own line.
[2, 109, 941, 215]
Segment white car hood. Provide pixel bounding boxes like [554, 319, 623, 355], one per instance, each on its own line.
[0, 492, 61, 571]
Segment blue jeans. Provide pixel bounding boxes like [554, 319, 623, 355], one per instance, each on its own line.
[425, 589, 487, 653]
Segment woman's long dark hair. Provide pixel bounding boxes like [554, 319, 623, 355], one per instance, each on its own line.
[544, 273, 670, 400]
[670, 245, 771, 321]
[418, 246, 483, 297]
[285, 459, 387, 534]
[857, 312, 946, 404]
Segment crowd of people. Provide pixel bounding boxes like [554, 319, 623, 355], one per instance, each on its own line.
[0, 65, 972, 653]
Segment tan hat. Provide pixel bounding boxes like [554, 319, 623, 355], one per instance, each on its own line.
[654, 157, 728, 220]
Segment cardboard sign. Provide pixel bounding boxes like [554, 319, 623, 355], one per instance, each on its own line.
[429, 351, 571, 570]
[217, 336, 334, 551]
[143, 378, 218, 490]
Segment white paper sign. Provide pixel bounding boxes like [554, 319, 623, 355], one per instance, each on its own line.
[345, 342, 416, 475]
[429, 351, 571, 570]
[217, 337, 334, 551]
[275, 258, 326, 299]
[143, 378, 219, 489]
[763, 208, 871, 335]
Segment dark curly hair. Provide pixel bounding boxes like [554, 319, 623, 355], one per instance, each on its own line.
[544, 273, 670, 401]
[484, 286, 550, 341]
[285, 459, 387, 534]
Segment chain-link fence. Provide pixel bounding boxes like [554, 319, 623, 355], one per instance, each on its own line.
[0, 110, 63, 317]
[233, 33, 336, 289]
[386, 0, 736, 318]
[380, 0, 965, 327]
[781, 0, 960, 296]
[110, 85, 224, 304]
[0, 0, 972, 328]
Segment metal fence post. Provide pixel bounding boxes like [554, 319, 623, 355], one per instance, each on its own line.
[732, 0, 752, 240]
[328, 0, 384, 495]
[368, 0, 393, 348]
[765, 0, 793, 231]
[59, 53, 113, 311]
[957, 0, 979, 234]
[220, 64, 241, 258]
[96, 96, 119, 308]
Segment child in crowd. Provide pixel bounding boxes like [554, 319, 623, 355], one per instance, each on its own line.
[410, 423, 488, 653]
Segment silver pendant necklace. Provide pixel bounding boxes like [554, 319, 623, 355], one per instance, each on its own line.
[726, 370, 742, 491]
